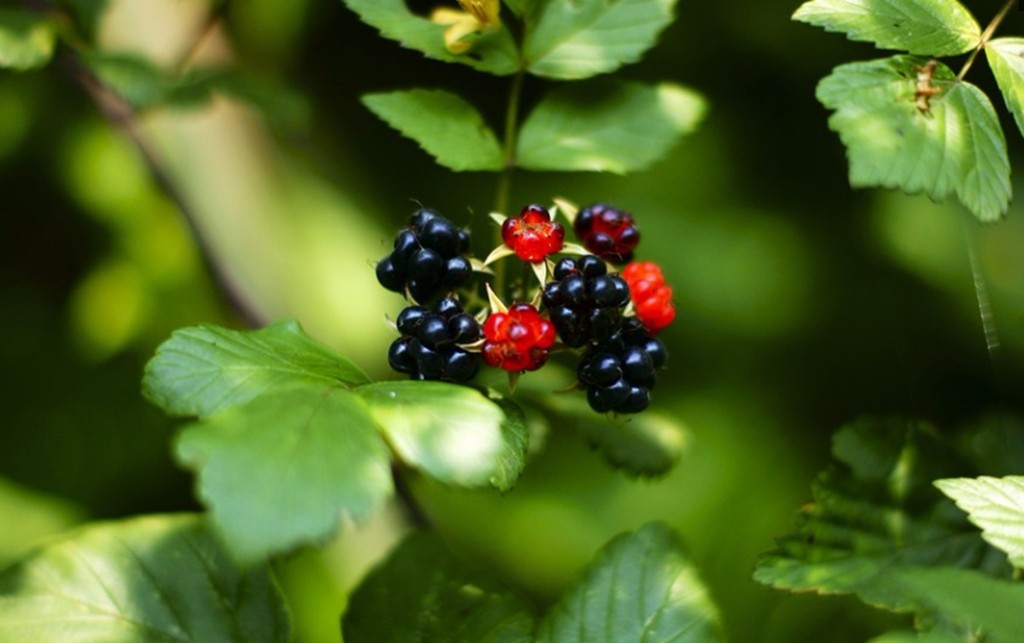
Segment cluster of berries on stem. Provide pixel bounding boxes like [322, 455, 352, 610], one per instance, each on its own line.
[375, 202, 676, 414]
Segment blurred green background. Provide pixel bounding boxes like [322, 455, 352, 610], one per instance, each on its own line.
[2, 0, 1024, 641]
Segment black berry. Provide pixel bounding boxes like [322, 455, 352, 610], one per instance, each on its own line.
[542, 256, 631, 348]
[577, 319, 667, 414]
[388, 297, 482, 382]
[375, 208, 473, 303]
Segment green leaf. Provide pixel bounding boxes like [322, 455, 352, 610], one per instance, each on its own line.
[0, 514, 289, 642]
[870, 631, 961, 643]
[885, 567, 1024, 640]
[792, 0, 981, 56]
[0, 9, 56, 71]
[56, 0, 108, 41]
[985, 38, 1024, 140]
[536, 522, 723, 642]
[176, 385, 392, 564]
[339, 0, 519, 76]
[754, 417, 1012, 610]
[529, 391, 687, 476]
[355, 382, 528, 491]
[82, 53, 224, 111]
[362, 90, 504, 172]
[817, 56, 1010, 222]
[524, 0, 677, 80]
[213, 71, 311, 131]
[517, 81, 705, 174]
[143, 320, 370, 418]
[342, 531, 536, 643]
[935, 476, 1024, 569]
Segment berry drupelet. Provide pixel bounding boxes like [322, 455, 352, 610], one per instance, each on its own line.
[573, 203, 640, 264]
[388, 296, 482, 382]
[482, 303, 556, 372]
[622, 261, 675, 333]
[542, 256, 631, 348]
[376, 208, 472, 304]
[577, 319, 667, 414]
[501, 204, 565, 262]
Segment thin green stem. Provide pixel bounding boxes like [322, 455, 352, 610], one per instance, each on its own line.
[962, 216, 1003, 396]
[957, 0, 1014, 81]
[492, 68, 525, 296]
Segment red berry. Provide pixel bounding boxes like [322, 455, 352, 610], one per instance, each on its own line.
[622, 261, 675, 333]
[574, 204, 640, 264]
[501, 204, 565, 263]
[482, 303, 556, 372]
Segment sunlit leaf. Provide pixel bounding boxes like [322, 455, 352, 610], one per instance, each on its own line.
[869, 631, 960, 643]
[754, 417, 1013, 611]
[0, 515, 289, 642]
[792, 0, 981, 56]
[342, 531, 535, 643]
[536, 522, 723, 642]
[339, 0, 519, 75]
[524, 0, 677, 80]
[362, 90, 505, 172]
[356, 382, 528, 491]
[985, 37, 1024, 139]
[0, 9, 55, 71]
[517, 81, 705, 173]
[817, 56, 1009, 222]
[143, 320, 370, 418]
[176, 385, 392, 564]
[935, 476, 1024, 569]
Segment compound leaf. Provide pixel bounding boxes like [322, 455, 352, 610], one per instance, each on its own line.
[792, 0, 981, 56]
[143, 320, 370, 418]
[754, 417, 1012, 611]
[818, 55, 1009, 222]
[175, 385, 392, 565]
[0, 514, 289, 643]
[0, 9, 56, 71]
[985, 37, 1024, 140]
[355, 382, 529, 491]
[524, 0, 677, 80]
[362, 90, 505, 172]
[517, 80, 705, 173]
[342, 531, 535, 643]
[935, 476, 1024, 569]
[339, 0, 519, 76]
[536, 522, 723, 642]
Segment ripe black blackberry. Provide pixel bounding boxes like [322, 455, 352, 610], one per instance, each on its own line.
[577, 319, 667, 414]
[541, 255, 630, 348]
[375, 208, 472, 303]
[388, 296, 482, 382]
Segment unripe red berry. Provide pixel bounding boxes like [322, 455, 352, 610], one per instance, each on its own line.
[622, 261, 676, 333]
[482, 303, 556, 372]
[501, 204, 565, 263]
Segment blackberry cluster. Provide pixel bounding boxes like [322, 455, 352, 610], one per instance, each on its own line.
[577, 319, 667, 414]
[376, 208, 472, 303]
[388, 297, 482, 382]
[574, 203, 640, 264]
[542, 256, 630, 348]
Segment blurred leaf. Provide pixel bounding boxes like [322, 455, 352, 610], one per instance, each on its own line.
[83, 53, 219, 111]
[502, 0, 540, 19]
[792, 0, 980, 56]
[214, 71, 311, 131]
[0, 515, 289, 642]
[338, 0, 519, 75]
[362, 90, 504, 172]
[517, 81, 705, 173]
[143, 321, 370, 418]
[817, 55, 1009, 222]
[870, 630, 961, 643]
[754, 417, 1013, 611]
[0, 9, 56, 71]
[985, 38, 1024, 140]
[0, 478, 83, 569]
[176, 385, 392, 564]
[885, 567, 1024, 640]
[524, 0, 677, 80]
[536, 522, 723, 642]
[355, 381, 528, 491]
[935, 476, 1024, 569]
[56, 0, 107, 41]
[342, 531, 536, 643]
[529, 391, 686, 476]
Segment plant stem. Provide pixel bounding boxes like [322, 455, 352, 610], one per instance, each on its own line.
[492, 68, 525, 296]
[961, 216, 1004, 397]
[957, 0, 1014, 81]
